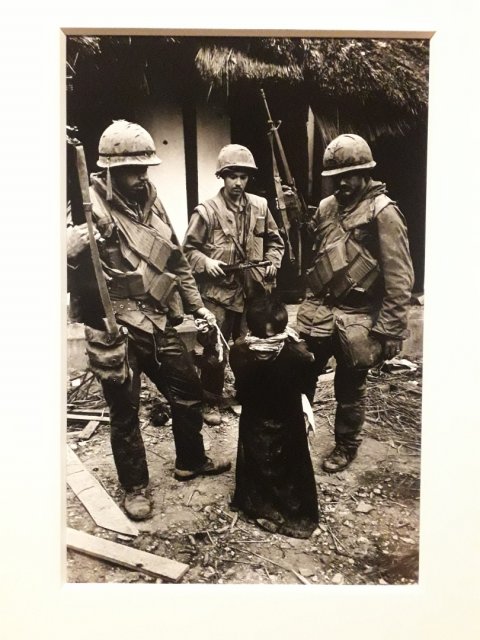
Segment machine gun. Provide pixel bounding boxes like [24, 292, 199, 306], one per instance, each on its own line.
[260, 88, 309, 276]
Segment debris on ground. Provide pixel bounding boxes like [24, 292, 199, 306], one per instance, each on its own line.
[66, 358, 422, 585]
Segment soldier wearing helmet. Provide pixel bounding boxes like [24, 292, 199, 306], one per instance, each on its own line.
[77, 120, 231, 521]
[297, 133, 414, 473]
[183, 143, 285, 425]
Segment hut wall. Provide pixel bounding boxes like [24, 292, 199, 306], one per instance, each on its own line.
[138, 100, 189, 240]
[196, 102, 231, 206]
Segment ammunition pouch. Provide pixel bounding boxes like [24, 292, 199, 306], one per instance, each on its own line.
[335, 313, 383, 369]
[148, 272, 177, 305]
[107, 270, 146, 299]
[145, 235, 174, 272]
[307, 235, 349, 294]
[84, 325, 129, 384]
[307, 232, 380, 300]
[106, 269, 177, 306]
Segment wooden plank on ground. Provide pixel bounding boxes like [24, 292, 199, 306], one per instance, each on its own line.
[66, 527, 189, 582]
[66, 446, 139, 537]
[77, 420, 100, 440]
[67, 406, 109, 414]
[67, 413, 110, 423]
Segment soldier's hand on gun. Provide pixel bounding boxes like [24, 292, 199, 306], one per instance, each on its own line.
[67, 223, 100, 259]
[204, 257, 227, 277]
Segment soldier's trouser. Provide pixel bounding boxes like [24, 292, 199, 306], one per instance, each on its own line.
[301, 332, 368, 453]
[200, 300, 247, 398]
[101, 324, 207, 490]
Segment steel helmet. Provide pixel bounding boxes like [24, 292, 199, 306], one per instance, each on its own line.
[97, 120, 161, 168]
[215, 144, 258, 176]
[322, 133, 376, 177]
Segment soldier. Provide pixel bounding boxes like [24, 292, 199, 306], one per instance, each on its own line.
[183, 144, 285, 425]
[297, 133, 414, 473]
[68, 120, 231, 521]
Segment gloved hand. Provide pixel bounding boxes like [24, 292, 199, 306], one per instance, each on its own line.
[204, 257, 227, 277]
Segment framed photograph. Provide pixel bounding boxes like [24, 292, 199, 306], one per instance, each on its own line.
[64, 29, 428, 587]
[4, 5, 479, 640]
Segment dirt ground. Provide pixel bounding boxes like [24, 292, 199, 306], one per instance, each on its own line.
[66, 338, 422, 586]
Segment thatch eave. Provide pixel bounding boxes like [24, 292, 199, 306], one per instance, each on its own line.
[195, 46, 304, 87]
[194, 38, 429, 119]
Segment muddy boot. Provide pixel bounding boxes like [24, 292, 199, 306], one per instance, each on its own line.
[322, 444, 357, 473]
[203, 405, 222, 426]
[123, 486, 153, 520]
[174, 456, 231, 481]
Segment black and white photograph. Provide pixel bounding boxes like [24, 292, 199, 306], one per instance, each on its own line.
[2, 2, 480, 638]
[65, 32, 428, 586]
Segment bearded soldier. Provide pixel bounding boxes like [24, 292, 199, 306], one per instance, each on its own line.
[68, 120, 231, 520]
[297, 133, 414, 473]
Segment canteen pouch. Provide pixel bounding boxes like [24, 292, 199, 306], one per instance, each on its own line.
[335, 313, 383, 369]
[84, 325, 129, 384]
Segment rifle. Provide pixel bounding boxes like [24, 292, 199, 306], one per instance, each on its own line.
[260, 88, 309, 276]
[223, 259, 272, 273]
[66, 128, 120, 338]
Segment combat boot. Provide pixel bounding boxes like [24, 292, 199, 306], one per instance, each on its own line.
[123, 486, 152, 520]
[322, 444, 357, 473]
[203, 405, 222, 426]
[174, 456, 231, 481]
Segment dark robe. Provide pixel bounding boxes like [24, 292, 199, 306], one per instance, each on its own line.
[229, 337, 319, 538]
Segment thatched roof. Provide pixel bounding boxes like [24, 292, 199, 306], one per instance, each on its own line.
[195, 47, 303, 87]
[66, 35, 429, 138]
[195, 37, 429, 138]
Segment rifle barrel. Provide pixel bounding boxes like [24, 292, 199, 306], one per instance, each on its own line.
[261, 89, 294, 186]
[260, 88, 273, 122]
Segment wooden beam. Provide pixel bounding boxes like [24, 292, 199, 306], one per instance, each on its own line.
[66, 446, 139, 537]
[66, 528, 189, 582]
[67, 413, 110, 423]
[67, 406, 110, 415]
[77, 420, 100, 440]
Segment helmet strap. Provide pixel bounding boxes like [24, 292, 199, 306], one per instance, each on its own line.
[106, 164, 113, 201]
